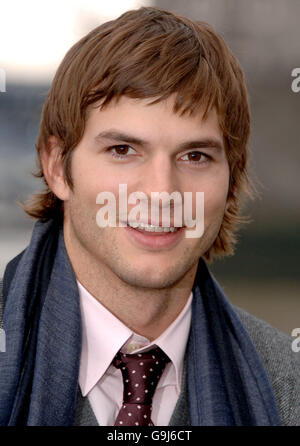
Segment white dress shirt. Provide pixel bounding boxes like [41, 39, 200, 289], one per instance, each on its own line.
[77, 280, 193, 426]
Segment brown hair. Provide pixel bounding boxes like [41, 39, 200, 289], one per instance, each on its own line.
[22, 6, 254, 261]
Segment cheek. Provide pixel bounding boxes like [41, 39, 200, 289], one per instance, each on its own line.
[202, 173, 230, 220]
[71, 157, 120, 205]
[204, 189, 228, 220]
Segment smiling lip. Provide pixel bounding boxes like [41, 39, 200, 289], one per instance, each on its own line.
[124, 224, 185, 250]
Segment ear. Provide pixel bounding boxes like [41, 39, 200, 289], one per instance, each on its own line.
[41, 135, 70, 201]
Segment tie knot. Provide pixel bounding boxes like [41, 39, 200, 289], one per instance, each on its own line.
[112, 345, 170, 405]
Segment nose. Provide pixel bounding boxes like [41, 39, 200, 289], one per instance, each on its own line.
[135, 153, 183, 226]
[140, 152, 179, 198]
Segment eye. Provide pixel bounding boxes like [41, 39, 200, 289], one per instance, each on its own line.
[108, 145, 137, 159]
[180, 151, 211, 165]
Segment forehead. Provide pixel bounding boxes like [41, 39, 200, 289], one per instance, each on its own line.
[85, 95, 223, 144]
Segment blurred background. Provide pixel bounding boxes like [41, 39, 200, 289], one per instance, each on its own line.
[0, 0, 299, 334]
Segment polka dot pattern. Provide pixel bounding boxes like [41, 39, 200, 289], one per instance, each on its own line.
[112, 345, 170, 426]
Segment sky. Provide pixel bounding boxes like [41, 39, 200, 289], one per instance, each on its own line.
[0, 0, 152, 83]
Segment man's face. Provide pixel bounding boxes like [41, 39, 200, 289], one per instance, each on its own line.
[63, 96, 229, 289]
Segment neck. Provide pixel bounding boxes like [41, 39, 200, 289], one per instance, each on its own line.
[63, 226, 197, 341]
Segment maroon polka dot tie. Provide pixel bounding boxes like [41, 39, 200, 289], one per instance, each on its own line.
[112, 345, 170, 426]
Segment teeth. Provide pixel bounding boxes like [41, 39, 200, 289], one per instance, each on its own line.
[128, 222, 178, 233]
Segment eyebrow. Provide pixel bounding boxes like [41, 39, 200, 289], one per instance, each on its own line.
[95, 129, 224, 152]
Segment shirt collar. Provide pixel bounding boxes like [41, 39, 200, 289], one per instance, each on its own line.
[78, 280, 192, 396]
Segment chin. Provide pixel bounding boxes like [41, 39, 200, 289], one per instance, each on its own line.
[113, 258, 191, 290]
[123, 275, 178, 290]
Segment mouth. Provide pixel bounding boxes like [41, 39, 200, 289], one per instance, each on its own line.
[124, 221, 185, 249]
[127, 221, 182, 233]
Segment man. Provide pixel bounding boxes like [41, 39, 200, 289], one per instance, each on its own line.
[0, 6, 299, 426]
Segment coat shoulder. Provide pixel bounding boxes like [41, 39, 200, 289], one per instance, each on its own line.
[0, 278, 3, 326]
[234, 306, 300, 426]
